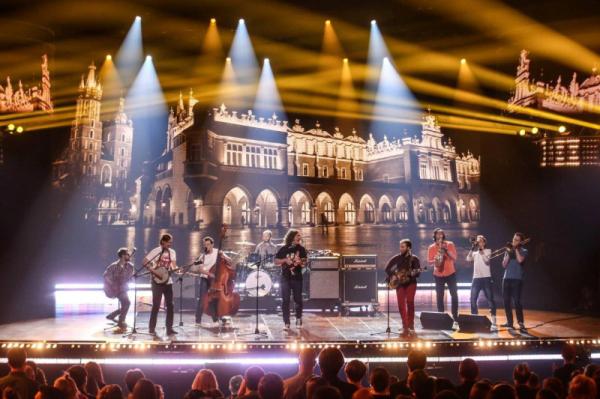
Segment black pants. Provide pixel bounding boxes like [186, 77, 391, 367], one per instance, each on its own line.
[502, 278, 524, 325]
[149, 282, 174, 332]
[107, 291, 130, 324]
[196, 278, 218, 323]
[471, 277, 496, 316]
[434, 273, 459, 320]
[281, 278, 303, 324]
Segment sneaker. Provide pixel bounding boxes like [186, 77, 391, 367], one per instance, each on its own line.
[166, 329, 178, 335]
[283, 323, 291, 331]
[500, 323, 514, 329]
[518, 322, 526, 331]
[295, 318, 303, 328]
[491, 315, 497, 326]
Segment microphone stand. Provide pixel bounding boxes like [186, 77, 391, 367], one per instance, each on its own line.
[123, 250, 161, 339]
[370, 280, 400, 338]
[176, 261, 197, 329]
[238, 253, 274, 338]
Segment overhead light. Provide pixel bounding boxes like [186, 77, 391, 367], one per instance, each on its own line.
[7, 123, 15, 131]
[343, 58, 349, 63]
[531, 127, 539, 134]
[146, 55, 152, 61]
[558, 125, 567, 133]
[371, 20, 377, 25]
[106, 54, 112, 60]
[325, 20, 331, 25]
[210, 18, 216, 24]
[518, 129, 526, 136]
[239, 18, 245, 24]
[460, 58, 466, 64]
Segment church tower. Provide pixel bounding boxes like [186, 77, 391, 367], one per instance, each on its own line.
[102, 97, 133, 190]
[70, 63, 103, 182]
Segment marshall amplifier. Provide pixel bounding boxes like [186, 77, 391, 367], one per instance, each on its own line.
[308, 256, 340, 270]
[341, 255, 377, 306]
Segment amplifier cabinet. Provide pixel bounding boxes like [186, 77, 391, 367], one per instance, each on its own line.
[342, 254, 377, 268]
[341, 265, 378, 306]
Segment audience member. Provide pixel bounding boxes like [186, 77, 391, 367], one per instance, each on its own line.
[25, 362, 47, 387]
[305, 376, 329, 399]
[490, 384, 517, 399]
[529, 373, 541, 392]
[568, 375, 596, 399]
[345, 360, 368, 390]
[33, 385, 66, 399]
[192, 369, 219, 392]
[352, 387, 373, 399]
[390, 350, 428, 398]
[239, 367, 265, 399]
[3, 387, 20, 399]
[123, 369, 145, 398]
[0, 348, 39, 399]
[66, 365, 92, 399]
[228, 375, 243, 399]
[317, 348, 357, 399]
[542, 378, 565, 399]
[131, 379, 157, 399]
[54, 375, 78, 399]
[155, 384, 165, 399]
[436, 378, 456, 394]
[555, 345, 580, 390]
[369, 367, 391, 399]
[537, 388, 559, 399]
[457, 358, 480, 399]
[83, 362, 105, 397]
[259, 373, 285, 399]
[97, 384, 124, 399]
[408, 370, 436, 399]
[436, 390, 461, 399]
[514, 364, 535, 399]
[313, 385, 342, 399]
[469, 381, 493, 399]
[284, 350, 317, 399]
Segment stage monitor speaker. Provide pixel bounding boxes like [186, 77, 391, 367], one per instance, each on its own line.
[309, 270, 341, 299]
[457, 314, 491, 333]
[420, 312, 454, 330]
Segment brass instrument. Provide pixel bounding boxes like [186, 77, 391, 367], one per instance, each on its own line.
[490, 238, 531, 260]
[434, 242, 447, 272]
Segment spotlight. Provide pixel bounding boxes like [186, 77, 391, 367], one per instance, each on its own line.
[146, 55, 152, 61]
[16, 126, 24, 134]
[106, 54, 112, 60]
[519, 129, 526, 136]
[264, 58, 270, 63]
[383, 56, 388, 62]
[531, 127, 539, 134]
[460, 58, 466, 64]
[135, 16, 141, 21]
[325, 20, 331, 25]
[239, 18, 245, 24]
[343, 58, 349, 63]
[226, 57, 231, 63]
[7, 123, 15, 131]
[371, 19, 377, 25]
[558, 125, 567, 133]
[210, 18, 216, 24]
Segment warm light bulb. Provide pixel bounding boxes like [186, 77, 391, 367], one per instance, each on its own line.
[460, 58, 466, 64]
[343, 58, 348, 63]
[531, 127, 539, 134]
[210, 18, 216, 24]
[558, 125, 567, 133]
[325, 20, 331, 25]
[519, 129, 526, 136]
[7, 123, 15, 131]
[226, 57, 231, 63]
[16, 126, 24, 133]
[106, 54, 112, 60]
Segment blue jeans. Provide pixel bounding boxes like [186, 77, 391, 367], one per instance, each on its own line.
[471, 277, 496, 316]
[502, 278, 524, 325]
[434, 273, 459, 320]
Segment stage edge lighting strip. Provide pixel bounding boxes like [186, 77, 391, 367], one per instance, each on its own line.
[0, 354, 590, 366]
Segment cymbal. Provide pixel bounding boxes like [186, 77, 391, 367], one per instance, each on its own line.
[235, 241, 256, 246]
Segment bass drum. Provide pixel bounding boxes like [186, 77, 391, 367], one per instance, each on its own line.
[245, 270, 273, 297]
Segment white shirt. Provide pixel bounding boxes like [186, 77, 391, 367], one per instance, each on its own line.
[466, 248, 491, 279]
[146, 246, 177, 284]
[193, 250, 218, 278]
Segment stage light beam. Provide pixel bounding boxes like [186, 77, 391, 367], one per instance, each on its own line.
[254, 58, 286, 122]
[116, 16, 144, 89]
[228, 18, 259, 107]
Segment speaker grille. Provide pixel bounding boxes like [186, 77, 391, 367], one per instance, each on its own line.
[309, 270, 340, 299]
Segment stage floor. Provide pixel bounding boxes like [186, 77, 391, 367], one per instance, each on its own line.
[0, 308, 598, 344]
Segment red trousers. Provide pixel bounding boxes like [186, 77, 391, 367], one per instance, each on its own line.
[396, 283, 417, 329]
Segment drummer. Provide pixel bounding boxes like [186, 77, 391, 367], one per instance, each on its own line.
[254, 230, 278, 262]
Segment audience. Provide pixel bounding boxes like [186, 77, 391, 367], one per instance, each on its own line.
[258, 373, 285, 399]
[83, 362, 105, 397]
[124, 369, 145, 398]
[2, 344, 600, 399]
[284, 350, 317, 399]
[555, 345, 580, 390]
[457, 358, 480, 399]
[345, 360, 368, 390]
[239, 366, 265, 399]
[0, 348, 39, 399]
[317, 348, 357, 399]
[228, 375, 243, 399]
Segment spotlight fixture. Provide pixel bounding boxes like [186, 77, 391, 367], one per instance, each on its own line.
[210, 18, 216, 24]
[264, 58, 270, 63]
[371, 19, 377, 25]
[460, 58, 466, 64]
[519, 129, 526, 136]
[16, 126, 24, 134]
[7, 123, 15, 131]
[325, 20, 331, 25]
[146, 55, 152, 61]
[226, 57, 231, 62]
[531, 127, 539, 134]
[343, 58, 349, 63]
[383, 56, 388, 62]
[558, 125, 567, 133]
[239, 18, 245, 24]
[135, 16, 141, 21]
[106, 54, 112, 60]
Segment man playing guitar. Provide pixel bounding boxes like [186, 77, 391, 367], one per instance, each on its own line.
[144, 233, 178, 336]
[274, 229, 307, 331]
[427, 228, 459, 322]
[103, 247, 134, 330]
[191, 236, 233, 326]
[385, 239, 422, 337]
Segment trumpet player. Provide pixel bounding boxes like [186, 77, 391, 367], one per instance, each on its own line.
[501, 232, 528, 330]
[466, 235, 496, 326]
[427, 228, 459, 321]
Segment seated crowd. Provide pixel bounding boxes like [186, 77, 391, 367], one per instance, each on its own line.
[0, 343, 598, 399]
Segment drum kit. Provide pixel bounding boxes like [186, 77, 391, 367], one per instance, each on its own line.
[230, 240, 282, 299]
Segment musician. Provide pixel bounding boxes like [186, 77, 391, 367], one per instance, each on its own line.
[274, 229, 307, 331]
[192, 236, 232, 326]
[501, 232, 528, 330]
[427, 228, 459, 321]
[254, 230, 278, 260]
[466, 235, 496, 325]
[385, 239, 421, 337]
[144, 234, 177, 336]
[103, 248, 134, 329]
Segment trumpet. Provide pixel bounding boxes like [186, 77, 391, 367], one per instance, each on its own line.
[490, 238, 531, 259]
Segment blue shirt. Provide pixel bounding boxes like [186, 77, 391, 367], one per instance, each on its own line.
[503, 247, 528, 280]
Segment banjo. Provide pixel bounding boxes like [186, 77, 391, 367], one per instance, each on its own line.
[145, 259, 202, 284]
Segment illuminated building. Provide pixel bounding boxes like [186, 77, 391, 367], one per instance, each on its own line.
[0, 55, 53, 113]
[52, 63, 134, 224]
[508, 50, 600, 167]
[140, 101, 480, 228]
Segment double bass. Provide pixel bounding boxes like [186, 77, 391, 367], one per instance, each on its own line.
[202, 224, 241, 318]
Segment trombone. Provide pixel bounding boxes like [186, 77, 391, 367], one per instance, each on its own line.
[490, 238, 531, 260]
